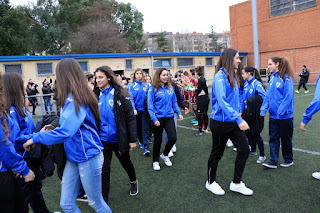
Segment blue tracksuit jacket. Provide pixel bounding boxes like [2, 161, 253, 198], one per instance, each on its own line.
[98, 86, 119, 144]
[128, 81, 150, 112]
[147, 84, 181, 123]
[260, 71, 294, 119]
[32, 94, 103, 163]
[210, 67, 244, 125]
[241, 77, 266, 113]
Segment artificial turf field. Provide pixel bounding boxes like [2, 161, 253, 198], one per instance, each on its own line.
[34, 85, 320, 213]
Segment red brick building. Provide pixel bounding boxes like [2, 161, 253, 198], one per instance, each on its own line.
[230, 0, 320, 82]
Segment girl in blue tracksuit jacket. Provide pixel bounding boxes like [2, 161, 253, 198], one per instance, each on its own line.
[242, 66, 266, 163]
[206, 49, 253, 196]
[3, 72, 51, 213]
[148, 68, 183, 171]
[260, 57, 295, 169]
[94, 66, 138, 203]
[128, 68, 151, 155]
[0, 72, 35, 212]
[23, 59, 111, 213]
[300, 74, 320, 179]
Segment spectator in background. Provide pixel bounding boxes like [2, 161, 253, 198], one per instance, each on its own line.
[295, 65, 310, 94]
[26, 84, 39, 115]
[42, 81, 53, 114]
[86, 73, 95, 90]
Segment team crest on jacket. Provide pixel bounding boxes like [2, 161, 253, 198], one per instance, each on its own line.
[249, 89, 253, 94]
[143, 87, 147, 92]
[276, 82, 281, 88]
[109, 100, 114, 106]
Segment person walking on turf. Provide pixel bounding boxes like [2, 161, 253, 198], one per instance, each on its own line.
[148, 68, 183, 171]
[295, 65, 310, 94]
[261, 57, 295, 169]
[205, 48, 253, 196]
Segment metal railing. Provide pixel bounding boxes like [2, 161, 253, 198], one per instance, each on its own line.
[25, 93, 57, 116]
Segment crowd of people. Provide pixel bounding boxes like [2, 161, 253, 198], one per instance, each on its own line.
[0, 48, 319, 212]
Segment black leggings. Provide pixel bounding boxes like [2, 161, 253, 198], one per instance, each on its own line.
[297, 82, 307, 91]
[208, 119, 250, 184]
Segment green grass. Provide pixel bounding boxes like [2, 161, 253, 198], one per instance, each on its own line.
[35, 85, 320, 213]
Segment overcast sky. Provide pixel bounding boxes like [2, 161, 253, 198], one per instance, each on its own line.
[12, 0, 247, 33]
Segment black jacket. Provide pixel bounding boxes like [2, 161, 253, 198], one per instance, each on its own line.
[299, 69, 310, 83]
[243, 95, 264, 135]
[195, 76, 209, 97]
[42, 85, 52, 99]
[95, 85, 137, 155]
[172, 82, 186, 109]
[27, 88, 38, 102]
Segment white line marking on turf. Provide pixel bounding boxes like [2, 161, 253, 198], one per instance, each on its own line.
[177, 125, 320, 156]
[294, 93, 315, 98]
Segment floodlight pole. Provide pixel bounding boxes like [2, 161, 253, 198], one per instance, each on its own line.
[252, 0, 260, 70]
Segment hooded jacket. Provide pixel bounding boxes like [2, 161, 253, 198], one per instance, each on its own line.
[147, 84, 181, 123]
[260, 71, 294, 119]
[210, 67, 244, 125]
[128, 80, 150, 112]
[97, 85, 137, 154]
[302, 75, 320, 124]
[32, 94, 103, 163]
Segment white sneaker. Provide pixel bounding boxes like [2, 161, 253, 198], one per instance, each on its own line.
[171, 144, 177, 153]
[227, 139, 234, 147]
[205, 181, 225, 195]
[229, 182, 253, 196]
[160, 154, 172, 167]
[168, 150, 174, 157]
[233, 148, 237, 152]
[256, 156, 266, 164]
[204, 129, 209, 133]
[312, 172, 320, 180]
[153, 162, 160, 171]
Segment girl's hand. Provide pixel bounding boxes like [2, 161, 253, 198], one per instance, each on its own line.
[24, 170, 35, 182]
[179, 114, 183, 121]
[184, 108, 190, 114]
[23, 139, 34, 151]
[129, 142, 136, 151]
[300, 122, 307, 131]
[154, 121, 160, 127]
[238, 121, 250, 131]
[133, 110, 138, 116]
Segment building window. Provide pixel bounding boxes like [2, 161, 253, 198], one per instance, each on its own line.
[126, 59, 133, 70]
[177, 58, 194, 67]
[153, 58, 172, 68]
[37, 63, 53, 75]
[206, 57, 213, 66]
[4, 64, 22, 74]
[270, 0, 316, 17]
[78, 61, 88, 72]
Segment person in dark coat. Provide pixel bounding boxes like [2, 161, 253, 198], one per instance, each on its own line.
[296, 65, 310, 93]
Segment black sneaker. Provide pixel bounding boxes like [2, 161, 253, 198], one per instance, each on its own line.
[130, 180, 139, 196]
[262, 162, 277, 169]
[76, 194, 88, 202]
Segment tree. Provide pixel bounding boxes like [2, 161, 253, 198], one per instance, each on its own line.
[0, 0, 31, 55]
[208, 25, 223, 52]
[156, 32, 168, 52]
[69, 19, 129, 53]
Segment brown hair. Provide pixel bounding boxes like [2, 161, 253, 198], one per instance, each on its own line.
[55, 58, 100, 127]
[270, 57, 294, 80]
[0, 74, 9, 142]
[132, 68, 146, 84]
[2, 72, 27, 117]
[152, 68, 171, 92]
[215, 48, 239, 89]
[94, 66, 128, 101]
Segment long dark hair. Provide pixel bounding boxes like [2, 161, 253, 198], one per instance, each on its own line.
[2, 72, 27, 117]
[94, 66, 128, 101]
[0, 74, 9, 142]
[236, 62, 245, 87]
[152, 68, 171, 92]
[244, 66, 264, 84]
[270, 57, 294, 80]
[215, 48, 239, 89]
[55, 58, 100, 128]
